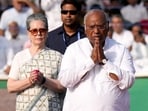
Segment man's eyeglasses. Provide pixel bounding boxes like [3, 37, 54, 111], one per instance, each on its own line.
[85, 23, 107, 30]
[28, 28, 47, 35]
[61, 10, 78, 15]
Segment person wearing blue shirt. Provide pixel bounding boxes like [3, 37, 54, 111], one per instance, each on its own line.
[46, 0, 85, 54]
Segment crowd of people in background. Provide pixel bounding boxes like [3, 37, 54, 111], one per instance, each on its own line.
[0, 0, 148, 74]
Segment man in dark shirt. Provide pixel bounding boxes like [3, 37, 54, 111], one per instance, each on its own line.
[46, 0, 85, 54]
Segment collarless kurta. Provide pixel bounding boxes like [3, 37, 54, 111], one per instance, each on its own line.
[58, 37, 135, 111]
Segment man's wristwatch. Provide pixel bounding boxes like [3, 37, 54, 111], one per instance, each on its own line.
[102, 58, 108, 65]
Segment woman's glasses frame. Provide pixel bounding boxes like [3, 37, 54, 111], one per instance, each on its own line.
[28, 28, 48, 36]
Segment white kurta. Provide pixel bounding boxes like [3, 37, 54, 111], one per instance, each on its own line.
[0, 37, 14, 69]
[40, 0, 62, 31]
[58, 37, 135, 111]
[0, 7, 33, 35]
[131, 41, 148, 72]
[112, 29, 134, 49]
[121, 4, 148, 23]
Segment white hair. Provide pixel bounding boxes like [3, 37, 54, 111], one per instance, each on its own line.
[84, 9, 109, 29]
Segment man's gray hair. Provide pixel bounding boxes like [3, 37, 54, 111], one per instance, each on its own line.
[26, 13, 48, 30]
[84, 9, 109, 29]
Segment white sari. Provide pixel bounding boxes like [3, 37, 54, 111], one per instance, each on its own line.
[14, 48, 63, 111]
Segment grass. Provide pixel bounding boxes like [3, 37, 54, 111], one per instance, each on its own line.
[0, 80, 7, 89]
[129, 77, 148, 111]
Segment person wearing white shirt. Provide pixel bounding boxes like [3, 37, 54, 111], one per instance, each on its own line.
[6, 21, 26, 54]
[0, 36, 14, 73]
[131, 23, 148, 73]
[121, 0, 148, 24]
[111, 15, 134, 50]
[58, 9, 135, 111]
[34, 0, 62, 32]
[0, 0, 41, 36]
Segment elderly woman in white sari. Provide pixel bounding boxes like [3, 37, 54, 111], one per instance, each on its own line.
[7, 13, 65, 111]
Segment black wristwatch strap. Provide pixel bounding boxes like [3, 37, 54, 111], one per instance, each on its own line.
[41, 77, 46, 85]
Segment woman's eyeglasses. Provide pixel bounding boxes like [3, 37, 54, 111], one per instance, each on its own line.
[28, 28, 47, 35]
[61, 10, 78, 15]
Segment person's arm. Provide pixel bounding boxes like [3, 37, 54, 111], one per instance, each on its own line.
[8, 69, 65, 93]
[0, 29, 5, 36]
[43, 52, 66, 92]
[42, 78, 66, 93]
[32, 70, 66, 93]
[58, 45, 95, 88]
[94, 38, 120, 81]
[7, 52, 34, 93]
[3, 65, 11, 74]
[17, 0, 41, 13]
[7, 77, 33, 93]
[103, 47, 135, 90]
[7, 67, 39, 93]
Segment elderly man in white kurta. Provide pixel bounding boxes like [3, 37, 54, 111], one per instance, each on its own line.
[58, 9, 135, 111]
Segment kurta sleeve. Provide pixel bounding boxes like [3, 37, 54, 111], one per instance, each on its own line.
[58, 45, 95, 88]
[103, 48, 135, 90]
